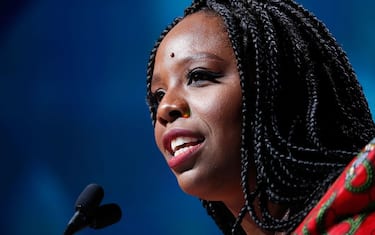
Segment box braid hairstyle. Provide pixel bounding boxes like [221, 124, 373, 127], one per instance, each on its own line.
[146, 0, 375, 234]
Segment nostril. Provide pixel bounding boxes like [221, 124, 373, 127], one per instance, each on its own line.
[155, 97, 189, 126]
[169, 110, 182, 119]
[157, 109, 182, 126]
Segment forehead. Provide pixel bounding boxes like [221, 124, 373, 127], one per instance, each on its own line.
[156, 11, 231, 59]
[170, 10, 227, 37]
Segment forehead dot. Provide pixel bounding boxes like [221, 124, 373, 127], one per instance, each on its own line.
[170, 52, 175, 58]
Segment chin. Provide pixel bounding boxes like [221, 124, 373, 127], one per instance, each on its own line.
[175, 170, 226, 201]
[176, 170, 209, 198]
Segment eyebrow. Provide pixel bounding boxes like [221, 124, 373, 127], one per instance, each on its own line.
[151, 74, 162, 90]
[183, 52, 225, 62]
[151, 52, 225, 87]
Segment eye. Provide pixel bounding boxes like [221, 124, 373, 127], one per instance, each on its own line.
[152, 89, 165, 105]
[187, 68, 222, 86]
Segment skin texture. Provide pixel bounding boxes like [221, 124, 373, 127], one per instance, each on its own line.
[151, 11, 274, 235]
[152, 11, 243, 202]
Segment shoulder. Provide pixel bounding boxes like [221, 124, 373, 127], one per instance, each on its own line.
[292, 138, 375, 234]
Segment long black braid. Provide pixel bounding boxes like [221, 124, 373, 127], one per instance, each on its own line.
[146, 0, 375, 233]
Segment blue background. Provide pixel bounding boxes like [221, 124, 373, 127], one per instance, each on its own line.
[0, 1, 374, 234]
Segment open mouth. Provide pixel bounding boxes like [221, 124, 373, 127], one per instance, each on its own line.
[171, 136, 204, 157]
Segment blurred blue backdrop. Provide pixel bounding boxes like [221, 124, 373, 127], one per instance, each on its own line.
[0, 1, 374, 234]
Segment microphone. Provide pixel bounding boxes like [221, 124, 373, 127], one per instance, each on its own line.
[63, 183, 122, 235]
[64, 183, 104, 235]
[90, 203, 122, 229]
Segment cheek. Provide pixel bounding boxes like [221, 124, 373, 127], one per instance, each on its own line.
[154, 125, 164, 152]
[199, 87, 242, 127]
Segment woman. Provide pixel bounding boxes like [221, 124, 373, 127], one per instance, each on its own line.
[146, 0, 375, 234]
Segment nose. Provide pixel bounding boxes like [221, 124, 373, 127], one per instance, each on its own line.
[156, 91, 190, 126]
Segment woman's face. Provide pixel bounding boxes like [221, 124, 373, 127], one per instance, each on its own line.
[151, 11, 243, 201]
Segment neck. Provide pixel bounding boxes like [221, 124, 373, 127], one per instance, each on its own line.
[225, 200, 268, 235]
[224, 197, 287, 235]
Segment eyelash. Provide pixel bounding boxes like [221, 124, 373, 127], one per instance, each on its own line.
[151, 68, 222, 105]
[152, 90, 165, 105]
[187, 68, 222, 86]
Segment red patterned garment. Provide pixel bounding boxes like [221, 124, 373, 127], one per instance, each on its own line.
[292, 138, 375, 235]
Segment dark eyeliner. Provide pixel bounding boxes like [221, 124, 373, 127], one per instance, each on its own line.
[187, 68, 222, 85]
[151, 89, 165, 105]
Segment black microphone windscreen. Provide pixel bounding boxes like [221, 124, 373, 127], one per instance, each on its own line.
[75, 183, 104, 214]
[90, 203, 122, 229]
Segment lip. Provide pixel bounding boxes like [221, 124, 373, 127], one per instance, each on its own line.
[162, 128, 205, 171]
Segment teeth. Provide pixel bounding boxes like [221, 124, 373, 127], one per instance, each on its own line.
[174, 146, 195, 157]
[171, 136, 198, 154]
